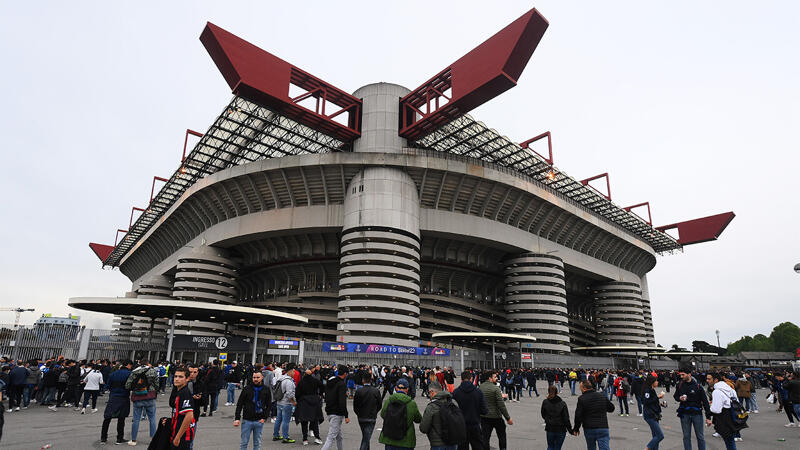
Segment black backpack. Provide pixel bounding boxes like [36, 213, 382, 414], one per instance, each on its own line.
[133, 371, 150, 396]
[437, 399, 467, 445]
[382, 399, 408, 440]
[729, 396, 749, 429]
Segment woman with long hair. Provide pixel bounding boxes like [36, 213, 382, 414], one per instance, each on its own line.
[642, 374, 665, 450]
[540, 385, 572, 450]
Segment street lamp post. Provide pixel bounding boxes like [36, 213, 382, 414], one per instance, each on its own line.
[715, 329, 721, 349]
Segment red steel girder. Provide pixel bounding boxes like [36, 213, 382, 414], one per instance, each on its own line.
[150, 176, 169, 203]
[114, 229, 128, 247]
[200, 23, 361, 142]
[624, 202, 652, 226]
[580, 173, 611, 201]
[520, 131, 553, 164]
[88, 243, 115, 263]
[399, 8, 549, 140]
[655, 212, 735, 246]
[182, 129, 203, 162]
[129, 207, 146, 229]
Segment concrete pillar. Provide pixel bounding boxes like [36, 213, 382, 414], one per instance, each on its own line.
[251, 319, 259, 365]
[640, 274, 655, 346]
[338, 83, 421, 348]
[592, 281, 647, 347]
[503, 253, 570, 353]
[166, 312, 176, 362]
[172, 245, 238, 304]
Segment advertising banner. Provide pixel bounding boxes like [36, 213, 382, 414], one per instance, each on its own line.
[322, 342, 449, 356]
[268, 339, 299, 350]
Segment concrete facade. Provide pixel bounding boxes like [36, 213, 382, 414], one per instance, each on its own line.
[111, 83, 666, 355]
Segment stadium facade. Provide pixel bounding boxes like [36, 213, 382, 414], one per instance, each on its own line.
[72, 8, 734, 361]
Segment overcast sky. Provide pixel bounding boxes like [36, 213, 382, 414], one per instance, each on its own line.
[1, 2, 798, 349]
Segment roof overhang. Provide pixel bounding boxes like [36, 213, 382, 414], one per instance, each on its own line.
[573, 346, 663, 352]
[68, 297, 308, 325]
[648, 352, 718, 356]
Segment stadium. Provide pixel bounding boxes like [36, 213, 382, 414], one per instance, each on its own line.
[70, 8, 734, 366]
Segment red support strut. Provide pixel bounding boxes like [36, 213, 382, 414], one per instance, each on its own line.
[129, 207, 146, 229]
[183, 129, 203, 162]
[580, 173, 611, 201]
[519, 131, 553, 165]
[114, 229, 128, 247]
[623, 202, 652, 226]
[151, 176, 168, 203]
[656, 212, 735, 246]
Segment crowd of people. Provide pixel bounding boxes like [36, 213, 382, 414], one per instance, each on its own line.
[1, 355, 800, 450]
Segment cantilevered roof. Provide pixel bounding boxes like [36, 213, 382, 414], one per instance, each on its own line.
[648, 352, 718, 356]
[573, 346, 664, 352]
[69, 297, 308, 324]
[413, 115, 681, 253]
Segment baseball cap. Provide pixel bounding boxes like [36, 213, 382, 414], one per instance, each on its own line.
[395, 378, 410, 389]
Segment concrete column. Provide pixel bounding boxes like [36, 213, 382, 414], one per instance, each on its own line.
[593, 281, 647, 347]
[640, 274, 655, 346]
[504, 253, 570, 353]
[251, 319, 259, 365]
[338, 83, 420, 348]
[166, 312, 176, 362]
[172, 245, 238, 304]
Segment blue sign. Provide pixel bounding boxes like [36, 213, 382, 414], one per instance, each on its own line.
[322, 342, 449, 356]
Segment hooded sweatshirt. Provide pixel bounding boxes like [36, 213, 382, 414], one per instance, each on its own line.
[541, 395, 572, 433]
[710, 381, 737, 414]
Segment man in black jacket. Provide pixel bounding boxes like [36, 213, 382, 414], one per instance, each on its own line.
[353, 372, 381, 450]
[234, 371, 271, 450]
[201, 361, 222, 417]
[453, 371, 488, 450]
[322, 365, 350, 450]
[673, 371, 711, 450]
[572, 380, 614, 450]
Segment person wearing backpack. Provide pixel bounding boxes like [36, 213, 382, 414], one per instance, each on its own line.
[709, 372, 746, 450]
[379, 377, 422, 449]
[613, 372, 630, 416]
[353, 371, 381, 450]
[420, 381, 465, 450]
[322, 364, 350, 450]
[541, 385, 572, 450]
[101, 360, 133, 445]
[125, 359, 159, 446]
[271, 363, 298, 444]
[80, 364, 103, 414]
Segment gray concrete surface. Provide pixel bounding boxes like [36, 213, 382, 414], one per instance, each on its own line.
[2, 387, 797, 449]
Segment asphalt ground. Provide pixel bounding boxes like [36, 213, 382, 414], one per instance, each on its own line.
[2, 386, 798, 449]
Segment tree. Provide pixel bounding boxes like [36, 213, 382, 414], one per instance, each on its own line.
[770, 322, 800, 352]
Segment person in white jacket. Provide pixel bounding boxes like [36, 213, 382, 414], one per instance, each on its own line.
[708, 372, 742, 450]
[81, 365, 104, 414]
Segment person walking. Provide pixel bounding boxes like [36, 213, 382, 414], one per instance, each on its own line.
[296, 367, 324, 446]
[568, 370, 578, 396]
[234, 370, 270, 450]
[420, 381, 464, 450]
[742, 372, 758, 413]
[125, 359, 159, 446]
[613, 372, 630, 416]
[572, 380, 614, 450]
[169, 368, 197, 450]
[101, 360, 133, 445]
[80, 364, 103, 414]
[322, 365, 350, 450]
[6, 362, 28, 411]
[708, 372, 745, 450]
[785, 371, 800, 425]
[271, 363, 297, 443]
[541, 385, 572, 450]
[642, 375, 665, 450]
[201, 361, 222, 417]
[479, 371, 512, 450]
[379, 378, 422, 450]
[226, 361, 242, 406]
[353, 371, 382, 450]
[452, 370, 487, 450]
[673, 370, 711, 450]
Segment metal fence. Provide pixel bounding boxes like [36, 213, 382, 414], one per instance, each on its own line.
[0, 324, 164, 362]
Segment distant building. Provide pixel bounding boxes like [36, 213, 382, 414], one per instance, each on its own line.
[33, 314, 81, 340]
[710, 351, 796, 370]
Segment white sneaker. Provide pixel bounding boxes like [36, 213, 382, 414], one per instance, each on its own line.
[734, 437, 743, 442]
[5, 409, 11, 413]
[270, 418, 276, 423]
[48, 406, 57, 411]
[127, 441, 137, 446]
[81, 408, 86, 414]
[92, 408, 99, 413]
[785, 422, 796, 427]
[314, 438, 322, 444]
[303, 441, 309, 446]
[712, 432, 720, 437]
[637, 413, 642, 417]
[753, 410, 759, 413]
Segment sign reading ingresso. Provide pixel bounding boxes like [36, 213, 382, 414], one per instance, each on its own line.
[169, 335, 251, 352]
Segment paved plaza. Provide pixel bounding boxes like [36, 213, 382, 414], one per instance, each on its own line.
[2, 387, 798, 449]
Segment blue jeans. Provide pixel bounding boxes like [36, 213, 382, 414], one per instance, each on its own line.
[645, 417, 664, 450]
[723, 436, 736, 450]
[635, 394, 643, 414]
[680, 414, 705, 450]
[794, 404, 800, 423]
[546, 431, 566, 449]
[569, 380, 576, 395]
[583, 428, 610, 450]
[43, 386, 57, 404]
[23, 384, 35, 406]
[240, 419, 264, 450]
[131, 399, 157, 441]
[273, 403, 294, 438]
[359, 421, 375, 450]
[227, 383, 237, 404]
